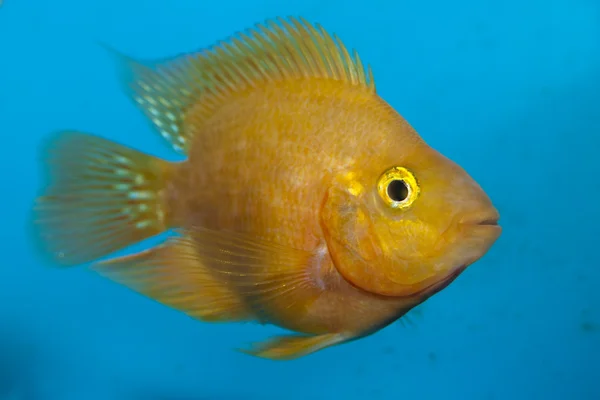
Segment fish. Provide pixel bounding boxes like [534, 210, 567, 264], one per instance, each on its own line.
[32, 16, 502, 360]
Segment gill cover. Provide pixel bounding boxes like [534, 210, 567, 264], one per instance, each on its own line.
[320, 171, 442, 297]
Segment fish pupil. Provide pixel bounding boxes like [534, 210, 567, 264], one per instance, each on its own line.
[387, 179, 409, 202]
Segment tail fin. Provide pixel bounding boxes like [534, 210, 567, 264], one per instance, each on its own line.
[32, 131, 175, 267]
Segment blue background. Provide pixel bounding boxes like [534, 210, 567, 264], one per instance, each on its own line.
[0, 0, 598, 399]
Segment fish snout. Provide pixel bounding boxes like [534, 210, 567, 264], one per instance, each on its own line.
[455, 204, 502, 262]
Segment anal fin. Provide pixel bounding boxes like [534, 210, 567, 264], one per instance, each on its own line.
[91, 236, 253, 322]
[240, 332, 349, 361]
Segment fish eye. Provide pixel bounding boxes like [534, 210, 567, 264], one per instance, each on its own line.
[387, 179, 409, 202]
[377, 166, 420, 210]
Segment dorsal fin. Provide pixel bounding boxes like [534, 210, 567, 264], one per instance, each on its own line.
[105, 16, 376, 155]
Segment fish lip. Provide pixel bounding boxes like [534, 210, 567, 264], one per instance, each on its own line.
[475, 217, 499, 226]
[459, 210, 501, 227]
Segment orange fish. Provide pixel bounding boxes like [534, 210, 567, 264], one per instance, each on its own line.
[32, 17, 501, 360]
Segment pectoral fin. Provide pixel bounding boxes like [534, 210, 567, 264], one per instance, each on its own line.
[93, 226, 343, 360]
[180, 226, 323, 323]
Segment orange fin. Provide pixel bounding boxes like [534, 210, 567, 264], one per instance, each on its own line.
[91, 235, 253, 322]
[240, 332, 348, 361]
[32, 131, 174, 267]
[102, 16, 375, 155]
[181, 227, 322, 323]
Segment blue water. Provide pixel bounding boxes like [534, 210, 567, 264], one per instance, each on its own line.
[1, 0, 599, 399]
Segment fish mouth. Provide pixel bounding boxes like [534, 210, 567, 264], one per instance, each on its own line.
[457, 210, 502, 240]
[407, 209, 502, 299]
[476, 217, 499, 226]
[459, 209, 501, 227]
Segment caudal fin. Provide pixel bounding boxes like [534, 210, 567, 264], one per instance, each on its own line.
[32, 131, 175, 267]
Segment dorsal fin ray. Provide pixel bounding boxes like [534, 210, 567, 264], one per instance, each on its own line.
[104, 16, 376, 155]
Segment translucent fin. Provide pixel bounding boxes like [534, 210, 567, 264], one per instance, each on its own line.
[101, 45, 191, 154]
[180, 226, 321, 322]
[104, 16, 376, 155]
[240, 332, 348, 361]
[32, 131, 174, 267]
[91, 235, 253, 322]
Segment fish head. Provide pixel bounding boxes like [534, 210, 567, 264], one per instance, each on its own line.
[320, 140, 501, 298]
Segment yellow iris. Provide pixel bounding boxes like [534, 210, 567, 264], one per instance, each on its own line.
[377, 166, 420, 210]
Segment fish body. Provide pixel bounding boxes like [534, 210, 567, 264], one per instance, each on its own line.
[33, 17, 501, 360]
